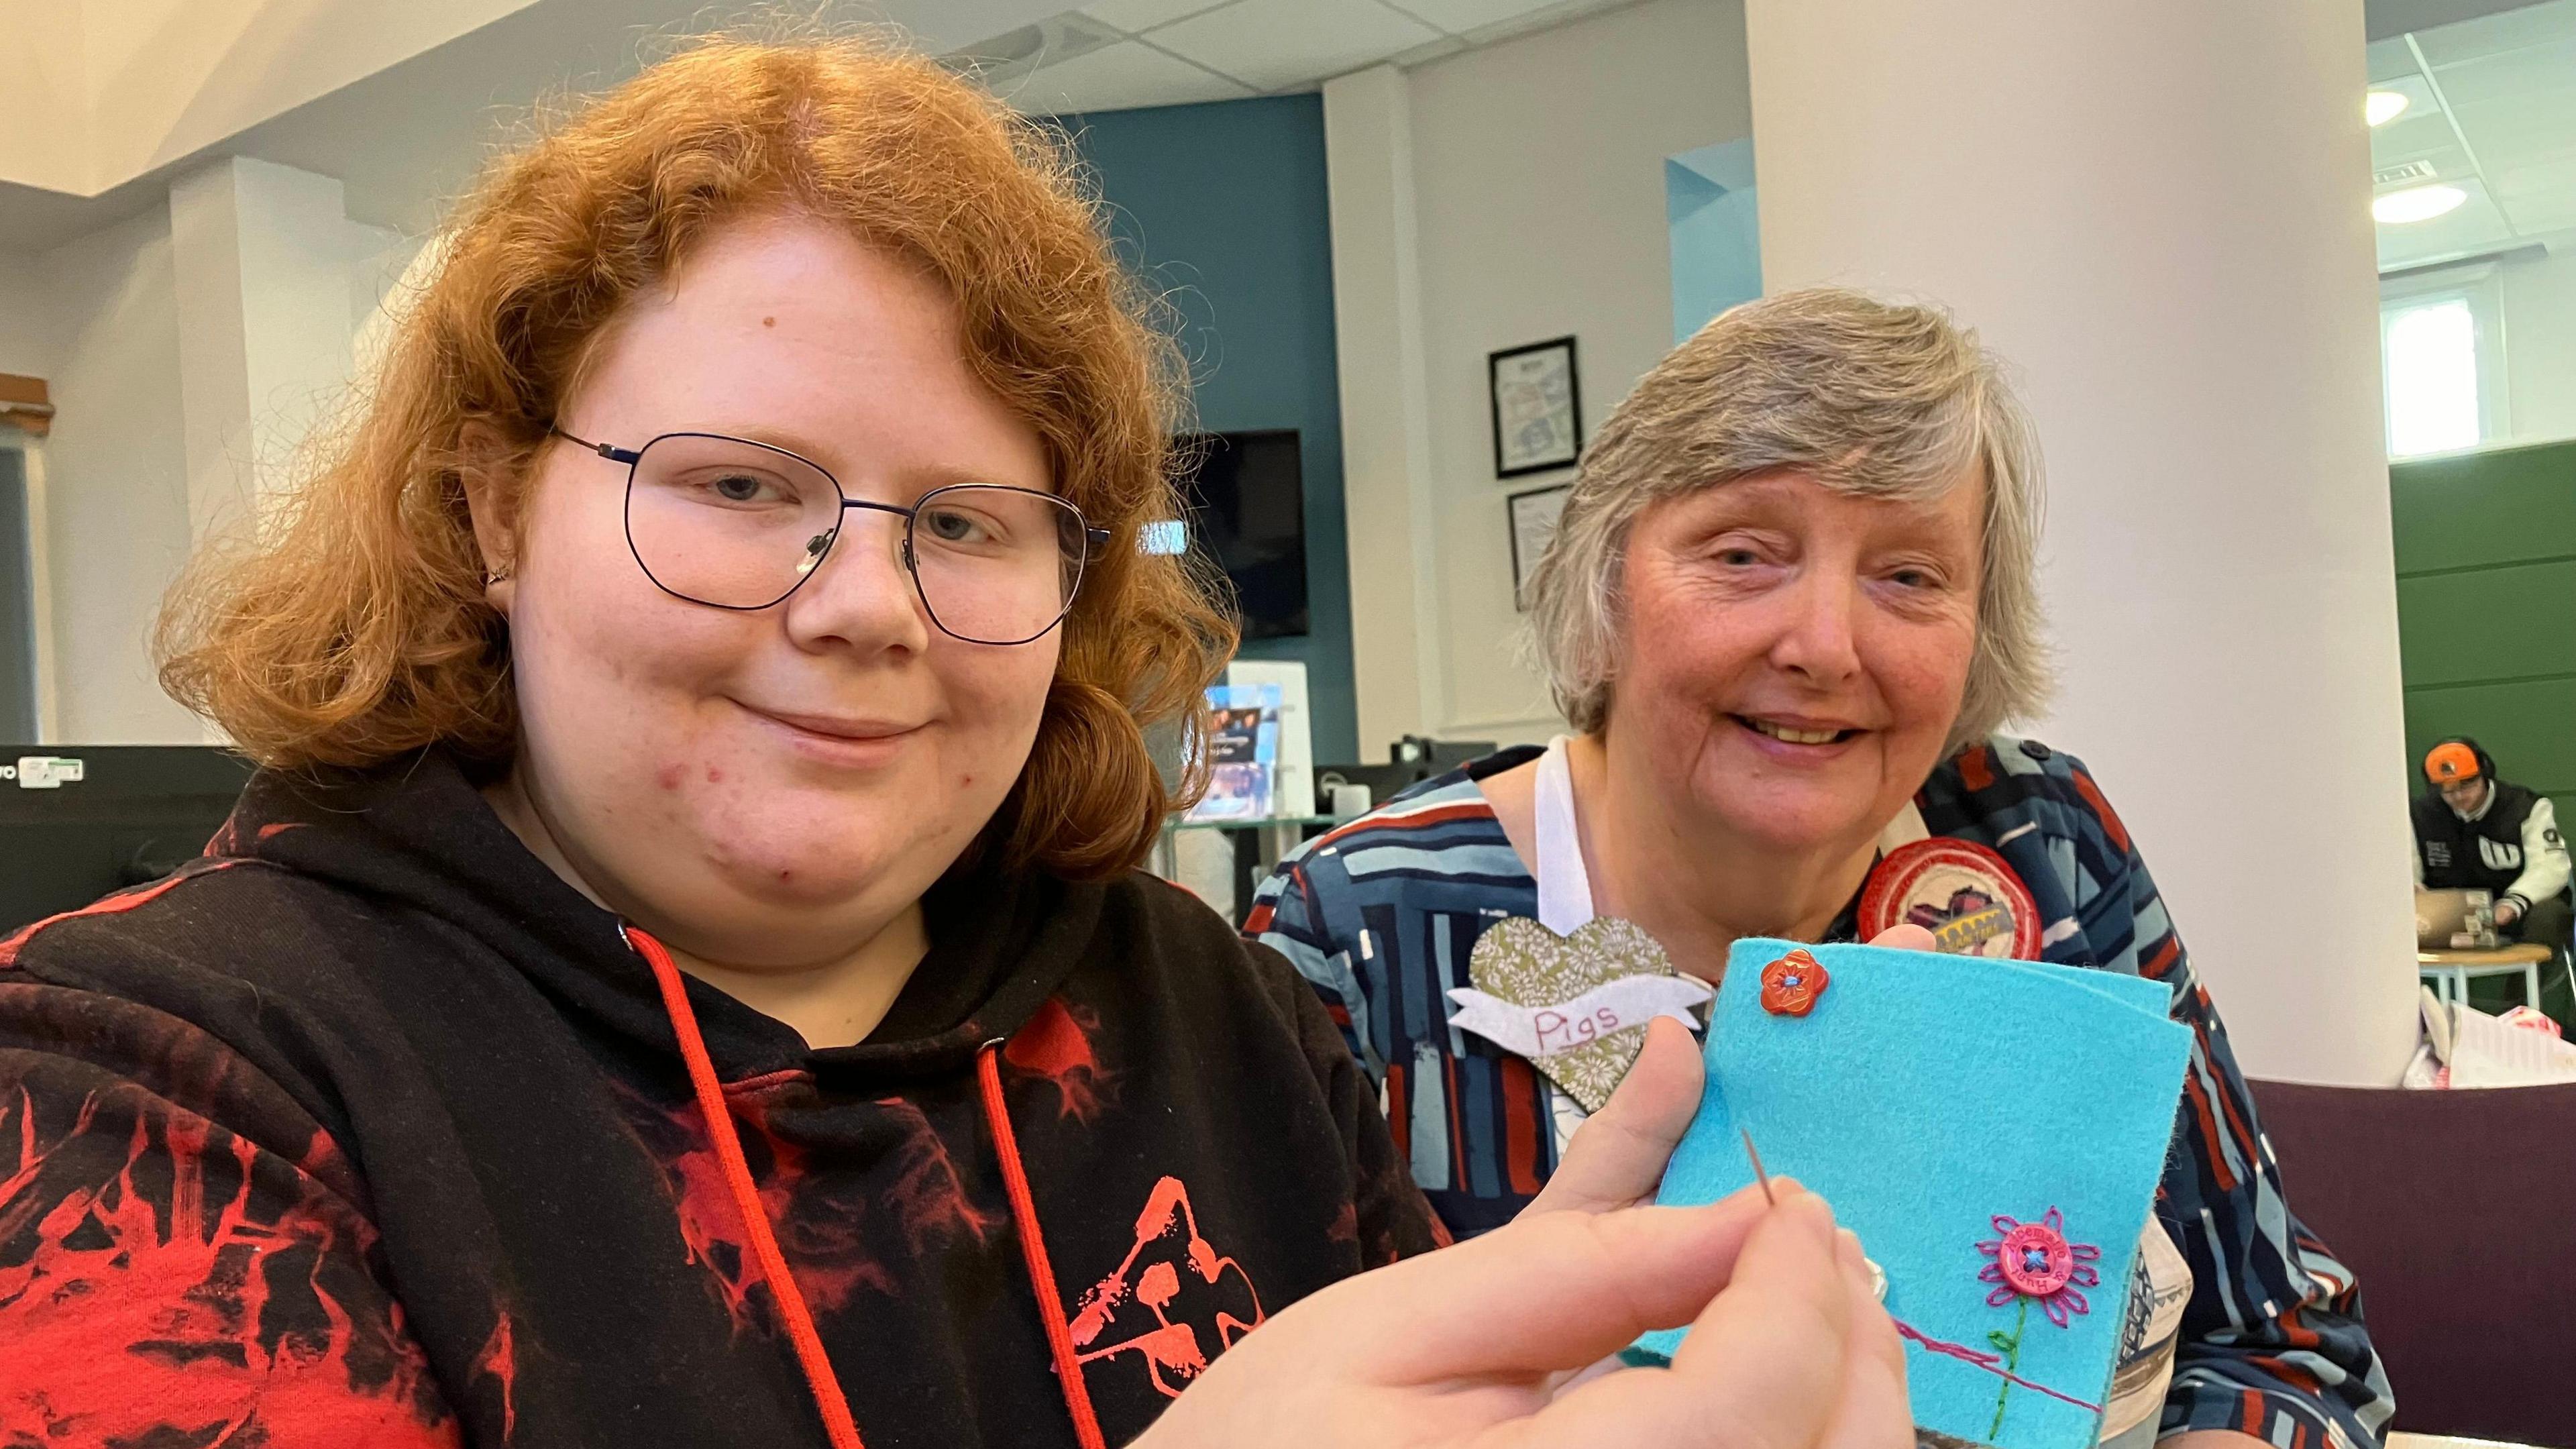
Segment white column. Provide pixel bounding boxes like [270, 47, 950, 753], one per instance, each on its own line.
[1323, 65, 1448, 757]
[1747, 0, 2416, 1084]
[169, 156, 357, 545]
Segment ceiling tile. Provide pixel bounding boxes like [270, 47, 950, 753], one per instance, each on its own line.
[1079, 0, 1240, 34]
[2369, 113, 2473, 181]
[2427, 36, 2576, 115]
[945, 13, 1126, 88]
[1148, 0, 1442, 91]
[2493, 156, 2576, 231]
[1450, 0, 1638, 45]
[1383, 0, 1561, 34]
[2413, 0, 2576, 68]
[2366, 35, 2421, 83]
[2373, 0, 2576, 255]
[1001, 40, 1255, 114]
[2450, 93, 2576, 171]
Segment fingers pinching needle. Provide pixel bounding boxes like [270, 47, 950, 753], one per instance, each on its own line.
[1741, 1126, 1886, 1300]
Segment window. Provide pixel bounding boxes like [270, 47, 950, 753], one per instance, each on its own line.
[2384, 299, 2479, 455]
[2379, 265, 2506, 458]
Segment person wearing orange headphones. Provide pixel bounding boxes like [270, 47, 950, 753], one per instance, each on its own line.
[2414, 737, 2571, 953]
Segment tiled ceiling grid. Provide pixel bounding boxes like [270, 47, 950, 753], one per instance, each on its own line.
[953, 0, 1640, 115]
[2370, 0, 2576, 270]
[957, 0, 2576, 273]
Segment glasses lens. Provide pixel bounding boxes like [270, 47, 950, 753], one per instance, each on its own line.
[910, 486, 1086, 643]
[625, 434, 843, 608]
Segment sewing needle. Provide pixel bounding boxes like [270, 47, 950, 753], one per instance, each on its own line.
[1741, 1127, 1776, 1206]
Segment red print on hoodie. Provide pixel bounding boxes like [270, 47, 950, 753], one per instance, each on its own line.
[1069, 1177, 1267, 1398]
[0, 1080, 455, 1448]
[615, 1075, 996, 1329]
[1004, 996, 1116, 1122]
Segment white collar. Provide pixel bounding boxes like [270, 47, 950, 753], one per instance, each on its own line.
[1531, 737, 1933, 934]
[2453, 784, 2496, 824]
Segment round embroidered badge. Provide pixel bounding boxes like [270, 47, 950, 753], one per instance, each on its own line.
[1859, 838, 2043, 959]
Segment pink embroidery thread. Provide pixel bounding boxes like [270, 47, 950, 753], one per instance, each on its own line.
[1890, 1318, 2104, 1414]
[1977, 1208, 2100, 1326]
[1971, 1207, 2103, 1437]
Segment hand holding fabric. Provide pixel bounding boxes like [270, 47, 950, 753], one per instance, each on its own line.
[1138, 1016, 1911, 1449]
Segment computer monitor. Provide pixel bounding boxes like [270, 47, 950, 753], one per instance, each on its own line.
[0, 745, 255, 934]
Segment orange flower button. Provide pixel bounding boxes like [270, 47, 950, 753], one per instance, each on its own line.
[1760, 949, 1829, 1017]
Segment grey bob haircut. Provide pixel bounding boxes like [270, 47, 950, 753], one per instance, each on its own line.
[1524, 287, 2051, 753]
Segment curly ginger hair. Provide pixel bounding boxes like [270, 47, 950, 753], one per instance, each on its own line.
[157, 35, 1234, 879]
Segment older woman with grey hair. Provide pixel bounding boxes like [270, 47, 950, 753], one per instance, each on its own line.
[1252, 289, 2390, 1449]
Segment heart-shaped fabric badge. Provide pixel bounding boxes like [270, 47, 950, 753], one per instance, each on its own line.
[1452, 916, 1711, 1112]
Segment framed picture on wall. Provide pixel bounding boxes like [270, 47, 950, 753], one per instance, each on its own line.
[1489, 336, 1582, 478]
[1508, 482, 1572, 611]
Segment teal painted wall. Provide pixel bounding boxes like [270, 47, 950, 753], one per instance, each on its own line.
[1055, 95, 1359, 764]
[1666, 138, 1761, 345]
[2391, 437, 2576, 825]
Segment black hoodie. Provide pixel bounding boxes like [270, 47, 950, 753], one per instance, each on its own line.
[0, 752, 1440, 1448]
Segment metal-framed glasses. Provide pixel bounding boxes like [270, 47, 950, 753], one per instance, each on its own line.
[553, 429, 1108, 646]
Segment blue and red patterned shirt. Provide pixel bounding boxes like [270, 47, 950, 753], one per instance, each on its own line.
[1250, 737, 2392, 1449]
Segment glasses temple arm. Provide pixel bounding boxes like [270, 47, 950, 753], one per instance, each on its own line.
[547, 425, 641, 466]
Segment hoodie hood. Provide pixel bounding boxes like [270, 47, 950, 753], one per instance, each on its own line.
[217, 749, 1095, 1086]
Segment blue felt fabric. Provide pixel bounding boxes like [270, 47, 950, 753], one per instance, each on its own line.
[1628, 938, 2191, 1449]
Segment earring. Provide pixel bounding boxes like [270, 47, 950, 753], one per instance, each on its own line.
[484, 565, 512, 586]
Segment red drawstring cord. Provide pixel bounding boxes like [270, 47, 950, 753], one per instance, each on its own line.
[627, 926, 1106, 1449]
[630, 926, 865, 1449]
[976, 1045, 1110, 1449]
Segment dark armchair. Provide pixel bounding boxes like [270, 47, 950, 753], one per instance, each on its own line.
[2249, 1079, 2576, 1448]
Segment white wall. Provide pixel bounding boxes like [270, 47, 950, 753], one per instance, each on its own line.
[1328, 0, 1754, 749]
[1324, 65, 1447, 757]
[0, 0, 93, 197]
[0, 250, 56, 378]
[78, 0, 539, 187]
[36, 205, 202, 743]
[2501, 240, 2576, 445]
[170, 156, 366, 541]
[19, 180, 427, 737]
[1, 186, 419, 749]
[1747, 0, 2415, 1085]
[0, 0, 539, 197]
[349, 223, 429, 375]
[1, 183, 411, 745]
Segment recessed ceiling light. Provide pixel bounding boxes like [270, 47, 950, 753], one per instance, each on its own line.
[2373, 183, 2468, 224]
[2366, 90, 2410, 126]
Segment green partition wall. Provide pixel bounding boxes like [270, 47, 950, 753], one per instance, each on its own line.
[2391, 437, 2576, 825]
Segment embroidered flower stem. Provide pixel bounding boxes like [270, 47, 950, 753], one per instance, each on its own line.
[1986, 1295, 2028, 1438]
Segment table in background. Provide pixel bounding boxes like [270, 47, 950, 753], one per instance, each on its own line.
[2418, 943, 2551, 1012]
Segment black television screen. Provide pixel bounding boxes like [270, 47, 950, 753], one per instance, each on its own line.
[1171, 429, 1307, 639]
